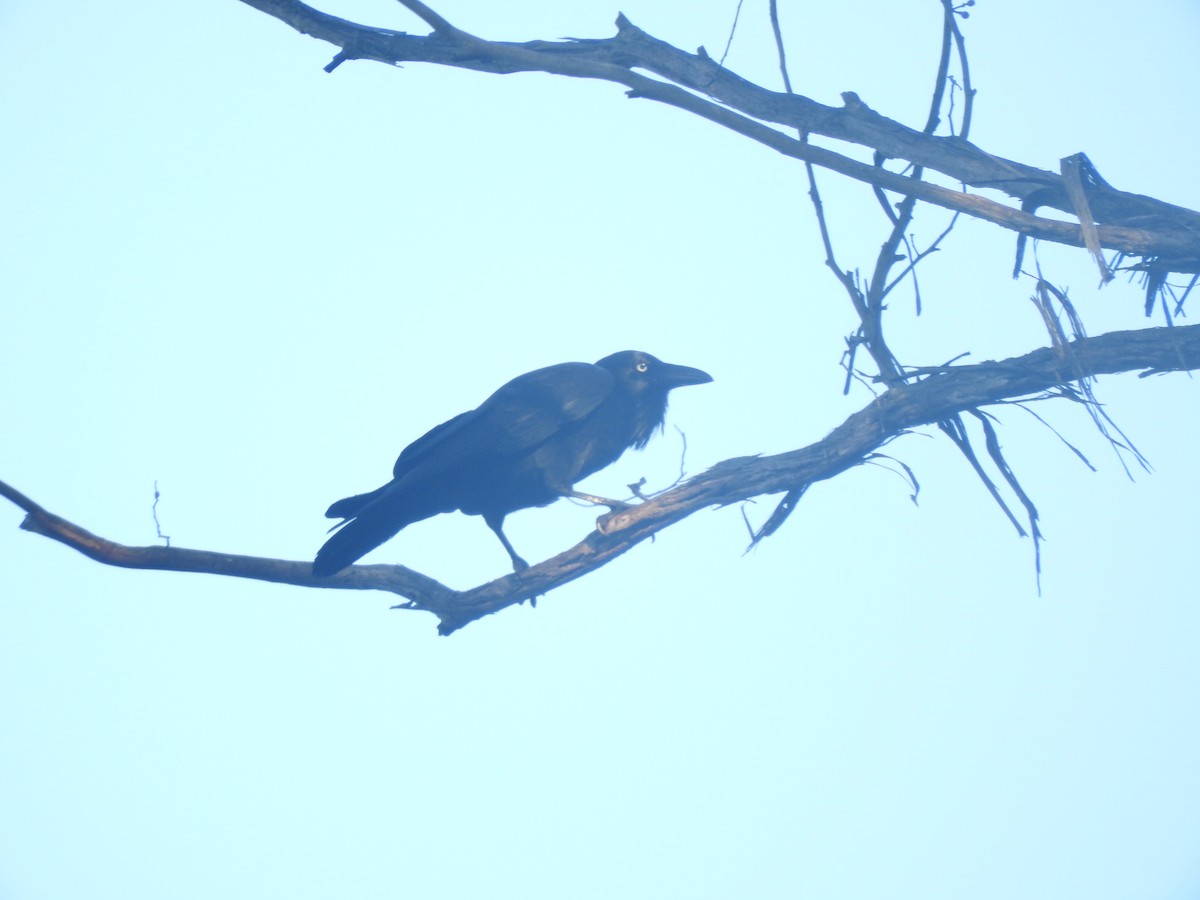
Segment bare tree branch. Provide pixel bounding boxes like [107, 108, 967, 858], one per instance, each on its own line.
[236, 0, 1200, 269]
[8, 322, 1199, 634]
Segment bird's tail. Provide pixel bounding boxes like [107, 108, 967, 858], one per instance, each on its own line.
[313, 483, 430, 577]
[324, 486, 386, 522]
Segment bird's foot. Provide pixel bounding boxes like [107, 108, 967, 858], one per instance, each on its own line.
[568, 489, 631, 512]
[595, 505, 637, 536]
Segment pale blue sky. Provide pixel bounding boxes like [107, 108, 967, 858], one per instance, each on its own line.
[2, 2, 1199, 898]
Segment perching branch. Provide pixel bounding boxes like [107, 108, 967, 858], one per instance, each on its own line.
[8, 322, 1200, 634]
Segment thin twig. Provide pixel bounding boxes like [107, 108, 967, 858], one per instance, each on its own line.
[947, 3, 974, 138]
[152, 481, 171, 546]
[718, 0, 745, 67]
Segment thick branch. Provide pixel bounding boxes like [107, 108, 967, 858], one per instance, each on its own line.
[236, 0, 1200, 269]
[7, 323, 1199, 634]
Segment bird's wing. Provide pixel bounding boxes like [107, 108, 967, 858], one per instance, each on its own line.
[391, 362, 614, 478]
[392, 410, 476, 479]
[484, 362, 615, 453]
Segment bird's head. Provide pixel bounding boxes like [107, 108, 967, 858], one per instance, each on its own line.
[594, 351, 711, 448]
[595, 350, 713, 395]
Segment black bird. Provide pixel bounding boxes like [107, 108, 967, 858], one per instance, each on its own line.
[313, 350, 712, 577]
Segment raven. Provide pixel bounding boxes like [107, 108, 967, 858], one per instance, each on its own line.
[313, 350, 712, 577]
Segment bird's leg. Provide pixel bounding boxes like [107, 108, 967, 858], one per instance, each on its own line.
[565, 489, 631, 512]
[485, 515, 529, 573]
[485, 514, 541, 607]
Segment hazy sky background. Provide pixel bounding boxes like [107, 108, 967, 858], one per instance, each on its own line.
[2, 1, 1199, 898]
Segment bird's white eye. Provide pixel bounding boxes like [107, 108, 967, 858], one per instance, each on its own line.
[635, 361, 649, 373]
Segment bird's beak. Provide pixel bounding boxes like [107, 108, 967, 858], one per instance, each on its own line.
[659, 361, 713, 387]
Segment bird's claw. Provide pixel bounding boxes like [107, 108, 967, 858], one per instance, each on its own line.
[596, 505, 634, 535]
